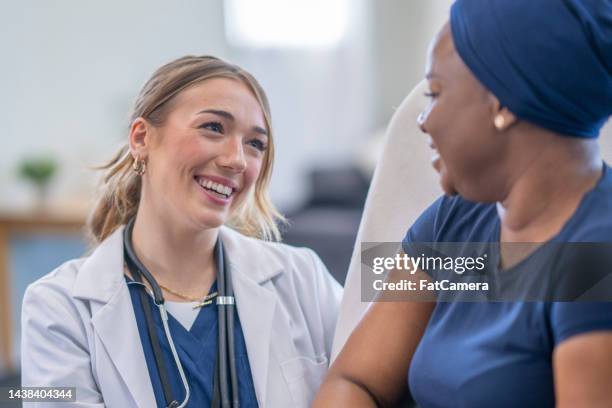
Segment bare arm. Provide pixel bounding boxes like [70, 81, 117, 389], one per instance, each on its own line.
[554, 332, 612, 407]
[314, 266, 435, 407]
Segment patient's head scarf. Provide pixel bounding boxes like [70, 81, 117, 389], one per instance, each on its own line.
[450, 0, 612, 138]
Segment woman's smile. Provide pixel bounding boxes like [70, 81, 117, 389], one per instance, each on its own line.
[194, 174, 238, 206]
[428, 138, 442, 172]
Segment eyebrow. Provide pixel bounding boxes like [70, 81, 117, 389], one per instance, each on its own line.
[197, 109, 268, 136]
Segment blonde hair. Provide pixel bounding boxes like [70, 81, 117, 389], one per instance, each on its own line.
[87, 55, 284, 244]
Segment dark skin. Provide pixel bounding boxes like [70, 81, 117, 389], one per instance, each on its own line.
[313, 23, 612, 407]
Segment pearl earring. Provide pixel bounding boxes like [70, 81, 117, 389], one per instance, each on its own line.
[494, 115, 505, 130]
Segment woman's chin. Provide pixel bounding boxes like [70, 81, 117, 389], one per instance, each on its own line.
[189, 209, 227, 231]
[441, 185, 459, 197]
[439, 171, 458, 197]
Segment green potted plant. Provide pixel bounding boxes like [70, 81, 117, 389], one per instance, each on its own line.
[17, 156, 58, 209]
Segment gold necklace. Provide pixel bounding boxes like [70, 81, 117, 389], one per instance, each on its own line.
[158, 283, 218, 309]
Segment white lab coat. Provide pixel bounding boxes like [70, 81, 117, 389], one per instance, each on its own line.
[21, 225, 342, 408]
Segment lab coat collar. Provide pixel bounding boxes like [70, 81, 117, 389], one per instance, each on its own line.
[73, 226, 285, 300]
[72, 224, 287, 407]
[73, 226, 126, 303]
[218, 226, 285, 284]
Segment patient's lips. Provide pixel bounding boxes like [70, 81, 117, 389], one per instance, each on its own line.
[428, 138, 442, 172]
[431, 152, 442, 172]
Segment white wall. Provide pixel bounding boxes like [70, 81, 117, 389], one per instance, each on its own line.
[372, 0, 453, 127]
[3, 0, 606, 210]
[0, 0, 383, 212]
[0, 0, 455, 213]
[0, 0, 228, 209]
[228, 0, 376, 209]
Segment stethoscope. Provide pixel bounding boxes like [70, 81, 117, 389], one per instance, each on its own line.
[123, 218, 240, 408]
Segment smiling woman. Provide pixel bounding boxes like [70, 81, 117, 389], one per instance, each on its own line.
[20, 56, 342, 408]
[127, 76, 272, 239]
[314, 0, 612, 407]
[91, 56, 281, 243]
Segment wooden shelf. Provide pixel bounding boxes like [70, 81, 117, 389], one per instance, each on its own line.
[0, 207, 88, 373]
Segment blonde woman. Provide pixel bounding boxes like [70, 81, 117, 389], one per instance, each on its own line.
[21, 56, 342, 408]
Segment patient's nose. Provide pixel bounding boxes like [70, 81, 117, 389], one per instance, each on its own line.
[417, 111, 428, 134]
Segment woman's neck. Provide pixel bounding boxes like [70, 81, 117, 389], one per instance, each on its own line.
[130, 202, 218, 299]
[497, 137, 602, 243]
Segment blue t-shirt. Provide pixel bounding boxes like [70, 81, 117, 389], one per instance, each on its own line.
[126, 279, 259, 407]
[403, 163, 612, 407]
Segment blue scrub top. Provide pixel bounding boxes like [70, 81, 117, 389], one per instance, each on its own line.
[126, 278, 259, 408]
[403, 163, 612, 407]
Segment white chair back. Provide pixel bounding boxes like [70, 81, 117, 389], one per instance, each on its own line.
[331, 81, 441, 359]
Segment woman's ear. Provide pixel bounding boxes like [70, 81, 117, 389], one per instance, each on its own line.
[129, 117, 151, 159]
[489, 95, 518, 131]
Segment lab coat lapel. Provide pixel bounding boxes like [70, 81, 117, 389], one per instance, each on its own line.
[74, 227, 156, 408]
[220, 227, 287, 406]
[91, 286, 157, 408]
[231, 269, 276, 405]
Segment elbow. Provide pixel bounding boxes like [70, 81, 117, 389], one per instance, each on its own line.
[314, 372, 388, 408]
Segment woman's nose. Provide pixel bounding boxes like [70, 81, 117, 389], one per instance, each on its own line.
[219, 137, 247, 172]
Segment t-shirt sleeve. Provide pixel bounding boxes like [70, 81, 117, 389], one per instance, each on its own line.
[401, 196, 445, 255]
[550, 302, 612, 345]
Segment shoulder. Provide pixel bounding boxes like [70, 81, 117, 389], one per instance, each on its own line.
[23, 257, 87, 305]
[221, 226, 330, 274]
[550, 302, 612, 345]
[21, 257, 91, 344]
[404, 194, 497, 244]
[220, 226, 342, 302]
[221, 227, 342, 356]
[560, 162, 612, 242]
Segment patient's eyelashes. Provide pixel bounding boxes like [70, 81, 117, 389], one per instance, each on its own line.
[424, 91, 439, 99]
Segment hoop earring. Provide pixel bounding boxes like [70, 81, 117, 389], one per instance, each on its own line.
[494, 114, 505, 130]
[132, 156, 147, 176]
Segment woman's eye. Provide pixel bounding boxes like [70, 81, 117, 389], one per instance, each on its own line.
[200, 121, 224, 133]
[424, 91, 439, 99]
[248, 139, 267, 152]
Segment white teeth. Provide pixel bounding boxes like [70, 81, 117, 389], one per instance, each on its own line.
[197, 178, 233, 197]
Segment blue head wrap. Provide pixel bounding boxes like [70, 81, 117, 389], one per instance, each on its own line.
[450, 0, 612, 138]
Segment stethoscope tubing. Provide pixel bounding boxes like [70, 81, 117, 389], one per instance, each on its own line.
[159, 302, 191, 408]
[215, 239, 239, 408]
[124, 219, 191, 408]
[217, 244, 229, 408]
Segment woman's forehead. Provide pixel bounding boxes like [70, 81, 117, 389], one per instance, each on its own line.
[426, 25, 455, 77]
[169, 78, 266, 124]
[428, 25, 482, 88]
[177, 78, 255, 105]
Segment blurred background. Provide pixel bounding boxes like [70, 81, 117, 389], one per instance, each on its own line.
[0, 0, 454, 385]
